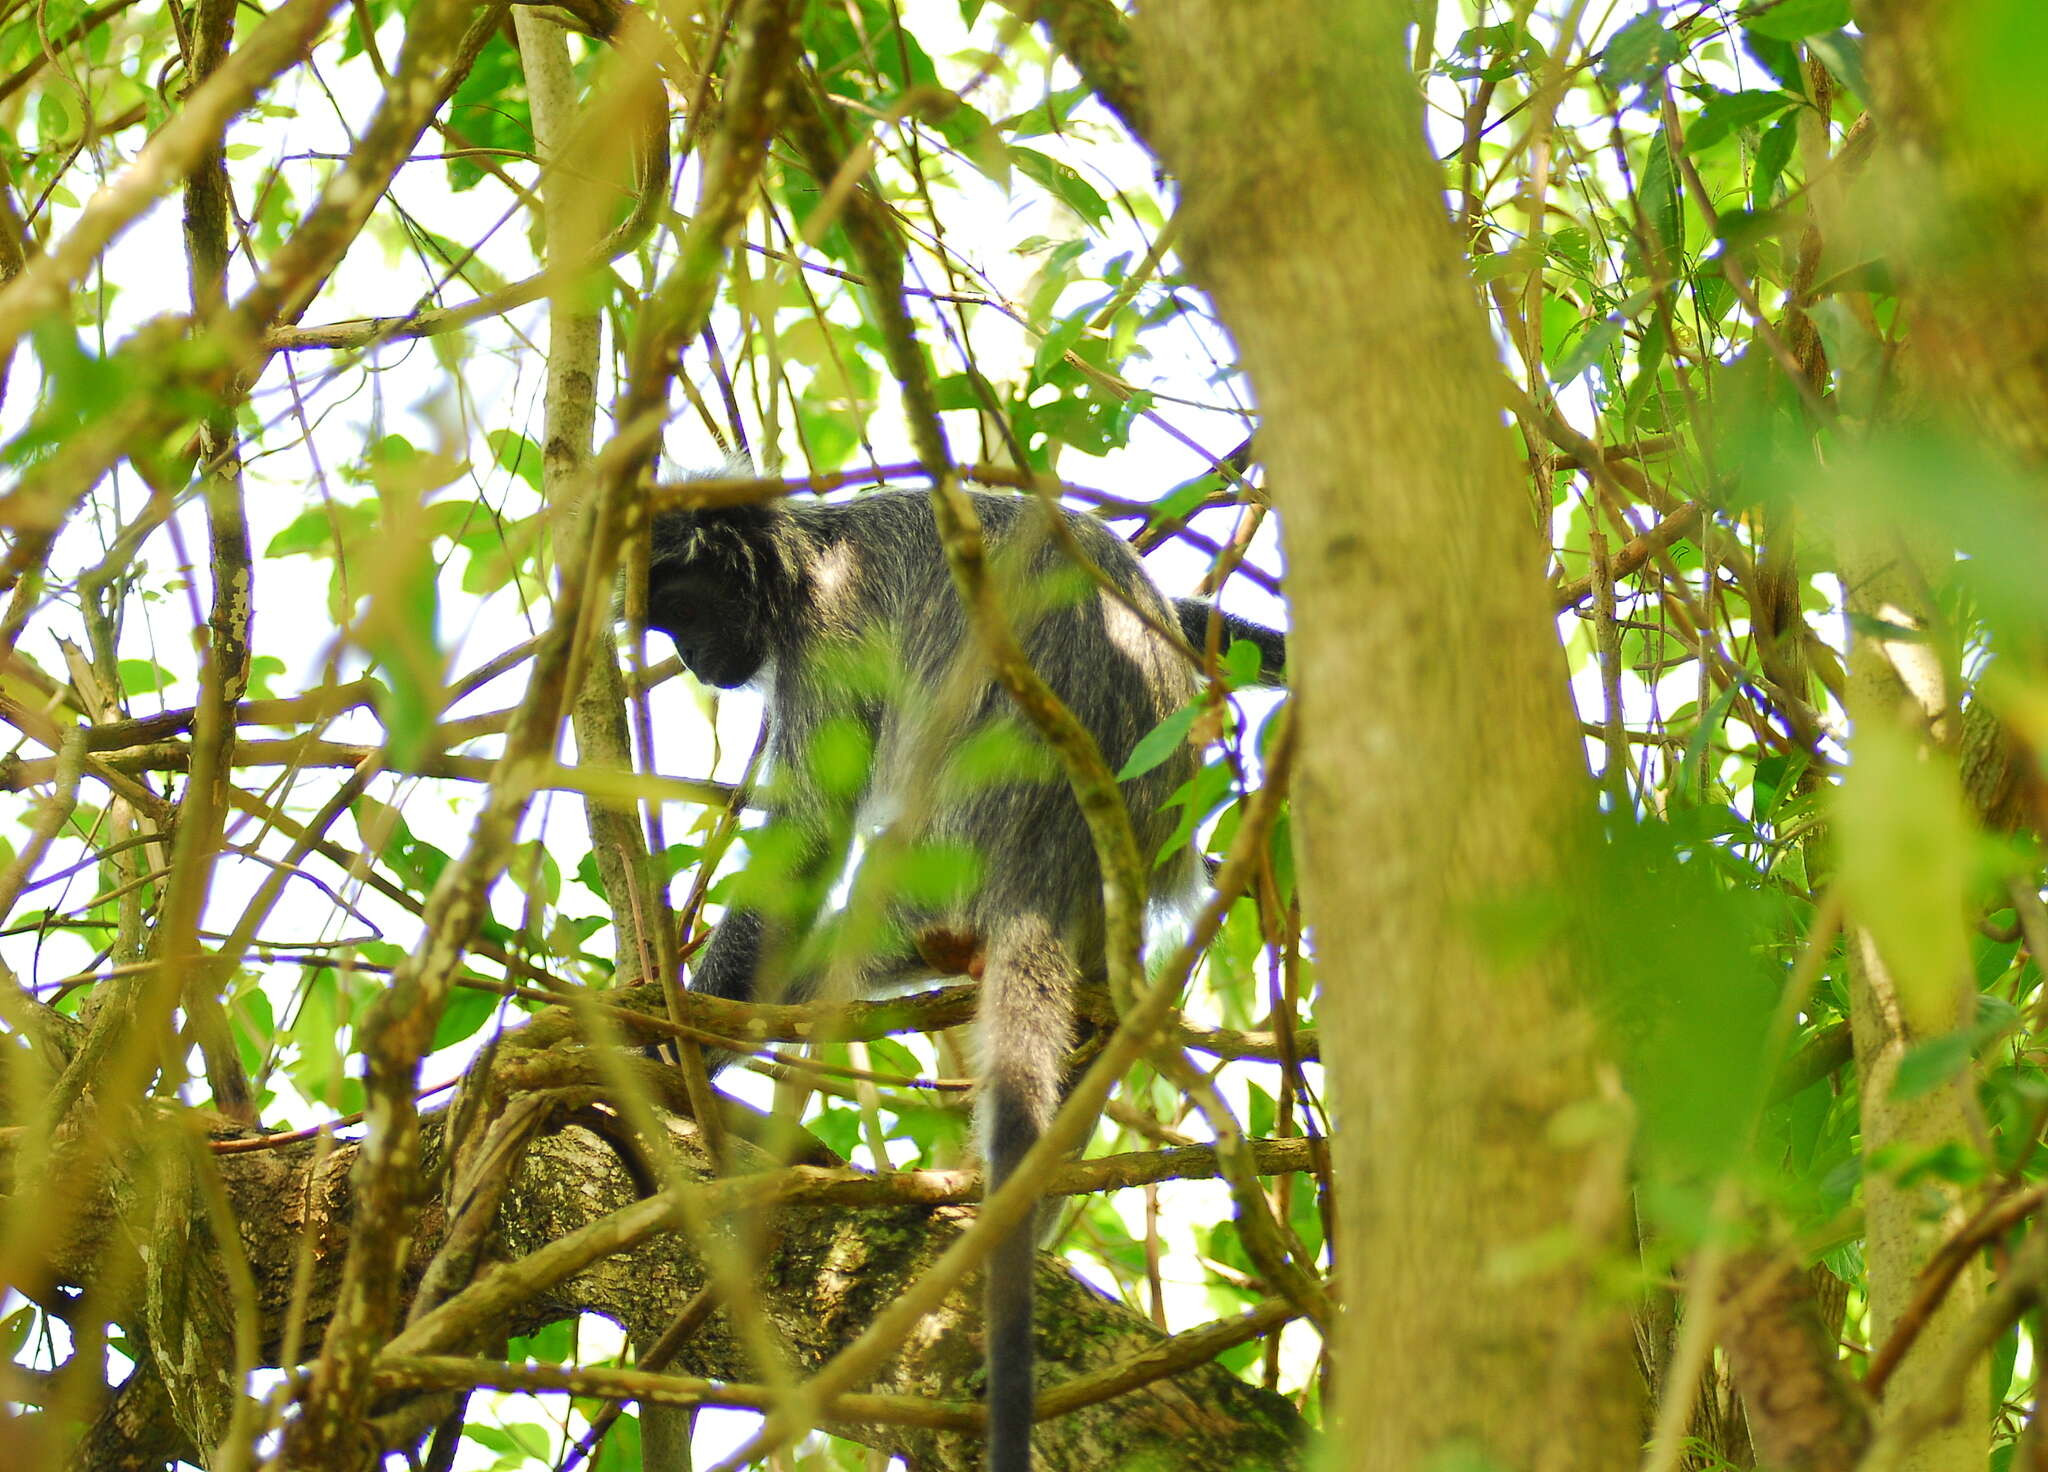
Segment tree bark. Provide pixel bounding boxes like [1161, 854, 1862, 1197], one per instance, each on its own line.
[1716, 1252, 1870, 1472]
[14, 1020, 1307, 1470]
[1838, 542, 1985, 1472]
[1858, 0, 2048, 462]
[1137, 2, 1641, 1466]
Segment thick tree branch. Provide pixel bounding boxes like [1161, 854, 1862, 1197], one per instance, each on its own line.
[1715, 1251, 1871, 1472]
[1004, 0, 1151, 142]
[8, 1054, 1310, 1471]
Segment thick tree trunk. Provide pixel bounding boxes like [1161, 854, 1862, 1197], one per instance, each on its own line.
[1137, 3, 1640, 1466]
[1839, 544, 1985, 1472]
[1859, 0, 2048, 462]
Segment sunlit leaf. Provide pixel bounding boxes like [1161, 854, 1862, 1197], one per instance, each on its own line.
[1118, 699, 1200, 781]
[1600, 9, 1681, 90]
[1743, 0, 1851, 41]
[117, 659, 174, 696]
[1684, 89, 1798, 153]
[1012, 146, 1110, 227]
[1836, 723, 1973, 1038]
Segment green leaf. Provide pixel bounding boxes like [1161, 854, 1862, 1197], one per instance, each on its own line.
[1621, 314, 1670, 431]
[1584, 820, 1780, 1178]
[1445, 22, 1547, 82]
[1891, 1032, 1975, 1101]
[1600, 10, 1682, 90]
[930, 374, 985, 411]
[1546, 227, 1595, 278]
[1951, 0, 2048, 190]
[1000, 85, 1091, 140]
[809, 1103, 861, 1158]
[443, 34, 528, 192]
[865, 1035, 921, 1080]
[487, 429, 543, 494]
[230, 986, 275, 1076]
[245, 654, 286, 701]
[266, 501, 376, 558]
[1992, 1325, 2020, 1420]
[796, 398, 861, 467]
[265, 507, 330, 557]
[1741, 28, 1806, 90]
[1011, 147, 1110, 227]
[356, 801, 451, 893]
[1030, 310, 1091, 389]
[461, 1426, 520, 1455]
[805, 0, 938, 94]
[507, 1320, 576, 1360]
[363, 567, 442, 767]
[1751, 111, 1800, 209]
[458, 514, 541, 597]
[291, 970, 344, 1107]
[588, 1414, 641, 1472]
[1743, 0, 1851, 42]
[1223, 638, 1264, 688]
[1118, 699, 1200, 781]
[118, 658, 174, 695]
[1640, 133, 1684, 264]
[1715, 207, 1787, 254]
[808, 715, 876, 797]
[1685, 89, 1798, 153]
[1472, 243, 1543, 284]
[1032, 382, 1139, 457]
[1549, 316, 1621, 385]
[1836, 724, 1972, 1038]
[933, 100, 1012, 187]
[947, 721, 1056, 790]
[1159, 758, 1235, 855]
[1150, 474, 1221, 527]
[896, 839, 983, 908]
[432, 987, 499, 1051]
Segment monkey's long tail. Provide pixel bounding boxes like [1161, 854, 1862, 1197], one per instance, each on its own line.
[1173, 598, 1287, 685]
[980, 915, 1078, 1472]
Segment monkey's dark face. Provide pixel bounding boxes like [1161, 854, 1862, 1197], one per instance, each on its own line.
[643, 505, 800, 690]
[645, 561, 770, 688]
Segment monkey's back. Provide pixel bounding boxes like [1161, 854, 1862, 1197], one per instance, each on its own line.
[773, 490, 1201, 973]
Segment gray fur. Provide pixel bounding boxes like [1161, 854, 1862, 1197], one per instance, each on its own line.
[642, 488, 1270, 1470]
[646, 490, 1207, 1010]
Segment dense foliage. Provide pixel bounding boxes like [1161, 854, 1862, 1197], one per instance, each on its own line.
[1, 0, 2044, 1469]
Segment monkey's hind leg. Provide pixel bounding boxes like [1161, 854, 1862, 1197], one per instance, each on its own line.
[978, 913, 1078, 1472]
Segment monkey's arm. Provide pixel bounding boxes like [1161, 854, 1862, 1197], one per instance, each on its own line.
[684, 820, 935, 1068]
[687, 905, 767, 1007]
[1174, 598, 1287, 684]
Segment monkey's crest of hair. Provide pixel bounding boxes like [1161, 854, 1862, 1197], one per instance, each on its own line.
[651, 503, 806, 616]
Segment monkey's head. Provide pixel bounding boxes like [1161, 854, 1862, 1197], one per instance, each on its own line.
[644, 503, 806, 689]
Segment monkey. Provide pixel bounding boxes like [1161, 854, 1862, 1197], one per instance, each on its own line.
[640, 486, 1285, 1471]
[1175, 596, 1288, 687]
